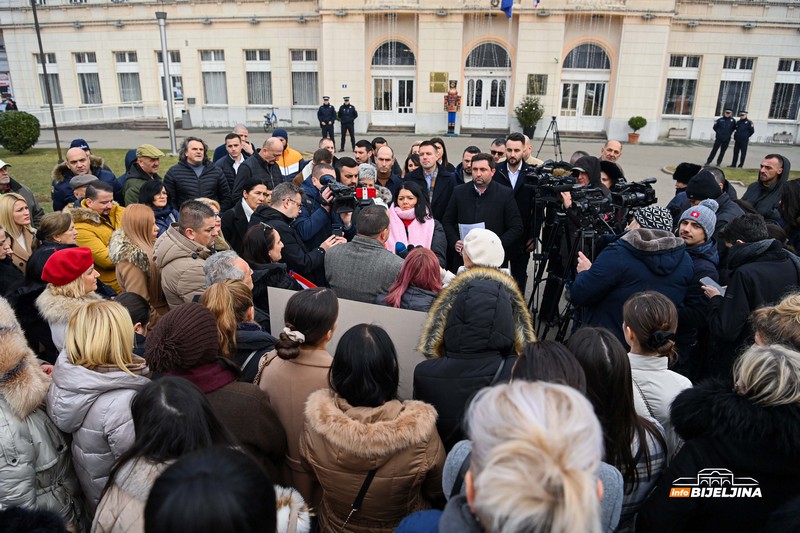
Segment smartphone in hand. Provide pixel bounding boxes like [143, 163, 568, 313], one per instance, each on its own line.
[700, 276, 726, 297]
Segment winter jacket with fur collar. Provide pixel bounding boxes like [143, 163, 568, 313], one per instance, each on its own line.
[571, 228, 693, 346]
[47, 352, 149, 511]
[35, 288, 104, 353]
[51, 155, 121, 211]
[70, 199, 126, 293]
[109, 229, 169, 321]
[0, 298, 84, 529]
[638, 379, 800, 532]
[300, 389, 445, 533]
[414, 267, 535, 450]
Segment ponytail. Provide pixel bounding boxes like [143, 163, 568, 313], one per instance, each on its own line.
[200, 280, 253, 357]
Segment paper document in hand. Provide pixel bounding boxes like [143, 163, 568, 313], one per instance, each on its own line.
[459, 222, 486, 241]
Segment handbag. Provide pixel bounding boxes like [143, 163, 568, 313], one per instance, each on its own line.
[339, 468, 378, 532]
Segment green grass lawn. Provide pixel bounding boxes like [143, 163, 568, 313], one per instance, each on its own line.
[664, 165, 800, 186]
[0, 147, 179, 212]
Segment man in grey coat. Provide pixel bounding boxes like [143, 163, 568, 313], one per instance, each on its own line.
[325, 205, 404, 303]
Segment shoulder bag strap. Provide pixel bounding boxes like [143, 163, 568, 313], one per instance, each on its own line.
[632, 377, 657, 420]
[340, 468, 378, 532]
[489, 357, 508, 386]
[253, 352, 280, 385]
[450, 451, 472, 500]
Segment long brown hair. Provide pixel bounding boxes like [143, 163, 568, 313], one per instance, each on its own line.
[121, 204, 163, 302]
[200, 280, 253, 357]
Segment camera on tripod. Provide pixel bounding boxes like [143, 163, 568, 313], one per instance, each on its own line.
[610, 178, 657, 209]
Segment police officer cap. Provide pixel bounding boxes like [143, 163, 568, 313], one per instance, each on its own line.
[323, 96, 330, 100]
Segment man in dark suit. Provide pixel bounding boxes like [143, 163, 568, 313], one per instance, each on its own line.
[404, 140, 457, 221]
[442, 152, 523, 275]
[494, 132, 538, 291]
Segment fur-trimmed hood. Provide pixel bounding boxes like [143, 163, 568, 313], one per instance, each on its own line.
[109, 229, 150, 272]
[618, 228, 687, 276]
[52, 154, 106, 183]
[672, 379, 800, 464]
[35, 287, 103, 325]
[68, 200, 124, 228]
[418, 267, 535, 359]
[304, 388, 438, 461]
[0, 297, 50, 418]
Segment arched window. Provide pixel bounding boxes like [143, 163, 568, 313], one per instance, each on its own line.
[371, 41, 416, 66]
[563, 44, 610, 70]
[466, 43, 511, 69]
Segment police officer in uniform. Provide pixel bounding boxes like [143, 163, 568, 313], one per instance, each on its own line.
[705, 109, 736, 166]
[317, 96, 336, 140]
[730, 111, 755, 168]
[338, 97, 358, 153]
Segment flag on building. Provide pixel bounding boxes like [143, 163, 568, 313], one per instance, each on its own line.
[501, 0, 513, 18]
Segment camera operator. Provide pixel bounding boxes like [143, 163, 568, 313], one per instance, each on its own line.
[570, 205, 692, 346]
[295, 163, 355, 250]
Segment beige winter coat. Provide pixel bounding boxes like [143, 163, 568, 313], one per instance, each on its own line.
[257, 348, 332, 503]
[152, 224, 211, 309]
[92, 458, 169, 533]
[300, 389, 445, 533]
[108, 229, 169, 324]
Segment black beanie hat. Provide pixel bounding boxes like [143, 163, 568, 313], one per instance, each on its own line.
[673, 162, 702, 185]
[685, 170, 722, 201]
[144, 302, 220, 373]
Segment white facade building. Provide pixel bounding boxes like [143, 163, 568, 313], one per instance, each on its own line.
[0, 0, 798, 142]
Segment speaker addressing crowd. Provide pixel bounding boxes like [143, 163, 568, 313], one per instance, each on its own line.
[0, 131, 799, 532]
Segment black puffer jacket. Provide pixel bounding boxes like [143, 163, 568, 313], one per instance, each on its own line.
[638, 379, 800, 532]
[164, 161, 232, 211]
[413, 267, 535, 450]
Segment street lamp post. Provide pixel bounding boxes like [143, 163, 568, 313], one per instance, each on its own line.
[156, 11, 178, 156]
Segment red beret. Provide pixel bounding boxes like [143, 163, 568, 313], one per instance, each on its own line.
[41, 247, 94, 286]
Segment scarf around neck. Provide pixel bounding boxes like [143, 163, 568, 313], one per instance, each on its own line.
[386, 206, 435, 255]
[165, 361, 236, 393]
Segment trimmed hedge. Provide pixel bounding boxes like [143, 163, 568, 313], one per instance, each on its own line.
[0, 111, 41, 154]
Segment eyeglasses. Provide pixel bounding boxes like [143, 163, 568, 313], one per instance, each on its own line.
[490, 150, 505, 156]
[259, 222, 274, 233]
[287, 199, 303, 208]
[212, 212, 221, 218]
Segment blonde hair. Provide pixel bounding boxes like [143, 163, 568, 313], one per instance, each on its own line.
[48, 265, 93, 298]
[66, 300, 135, 374]
[0, 192, 34, 236]
[751, 292, 800, 351]
[199, 280, 253, 357]
[467, 382, 603, 533]
[196, 197, 230, 251]
[734, 344, 800, 406]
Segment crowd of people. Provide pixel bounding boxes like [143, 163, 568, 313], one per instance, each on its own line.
[0, 128, 799, 533]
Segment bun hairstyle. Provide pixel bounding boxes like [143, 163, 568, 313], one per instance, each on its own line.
[275, 288, 338, 360]
[466, 381, 603, 533]
[623, 291, 678, 359]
